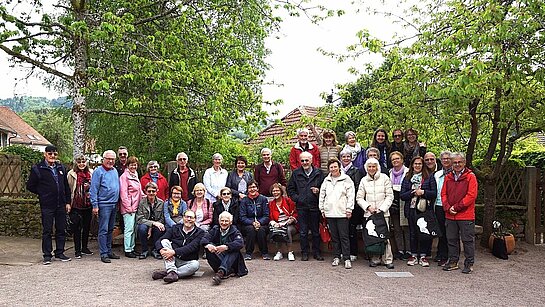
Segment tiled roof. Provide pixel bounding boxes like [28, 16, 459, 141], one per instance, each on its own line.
[0, 106, 50, 146]
[248, 105, 323, 145]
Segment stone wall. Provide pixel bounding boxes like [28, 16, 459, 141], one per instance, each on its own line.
[0, 198, 42, 238]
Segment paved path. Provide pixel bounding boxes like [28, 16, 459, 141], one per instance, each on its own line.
[1, 236, 544, 306]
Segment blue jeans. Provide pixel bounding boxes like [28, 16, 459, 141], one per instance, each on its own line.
[137, 224, 165, 253]
[98, 204, 116, 257]
[297, 209, 321, 256]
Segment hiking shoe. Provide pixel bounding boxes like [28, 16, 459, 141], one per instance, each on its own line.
[108, 253, 120, 259]
[350, 255, 357, 261]
[344, 259, 352, 269]
[75, 252, 82, 259]
[313, 254, 324, 261]
[125, 251, 137, 258]
[273, 252, 283, 261]
[54, 254, 71, 262]
[212, 270, 224, 285]
[43, 257, 52, 265]
[443, 261, 459, 271]
[81, 248, 94, 255]
[101, 256, 111, 263]
[163, 271, 179, 283]
[386, 263, 395, 269]
[152, 270, 168, 280]
[420, 257, 430, 267]
[462, 265, 473, 274]
[407, 256, 418, 266]
[288, 251, 295, 261]
[438, 259, 448, 267]
[244, 254, 252, 261]
[332, 258, 340, 266]
[262, 254, 271, 260]
[139, 251, 148, 260]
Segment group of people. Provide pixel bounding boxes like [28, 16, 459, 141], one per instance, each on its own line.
[27, 127, 477, 286]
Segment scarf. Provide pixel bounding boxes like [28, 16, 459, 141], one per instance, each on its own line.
[376, 142, 387, 165]
[410, 173, 423, 190]
[150, 173, 159, 183]
[403, 141, 420, 160]
[343, 143, 362, 161]
[73, 169, 91, 209]
[172, 199, 181, 216]
[391, 166, 405, 185]
[341, 162, 353, 174]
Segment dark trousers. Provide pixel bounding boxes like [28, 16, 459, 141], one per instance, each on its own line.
[328, 217, 350, 260]
[242, 225, 268, 255]
[407, 208, 432, 257]
[298, 209, 321, 256]
[137, 224, 165, 252]
[72, 208, 92, 253]
[388, 210, 410, 255]
[434, 206, 448, 260]
[446, 219, 475, 266]
[349, 205, 363, 256]
[206, 250, 240, 275]
[40, 205, 66, 257]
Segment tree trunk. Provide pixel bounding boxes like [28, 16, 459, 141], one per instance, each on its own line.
[71, 2, 88, 159]
[480, 177, 497, 247]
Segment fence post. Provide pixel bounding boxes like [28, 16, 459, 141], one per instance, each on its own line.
[525, 166, 537, 245]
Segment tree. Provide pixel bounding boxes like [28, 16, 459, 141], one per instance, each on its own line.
[335, 0, 545, 246]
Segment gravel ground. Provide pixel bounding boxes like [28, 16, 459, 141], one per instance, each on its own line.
[1, 237, 544, 306]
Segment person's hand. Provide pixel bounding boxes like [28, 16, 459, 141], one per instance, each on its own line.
[215, 245, 228, 254]
[206, 244, 217, 253]
[322, 212, 326, 219]
[367, 206, 377, 214]
[92, 207, 99, 216]
[153, 222, 165, 231]
[253, 221, 261, 230]
[449, 207, 457, 215]
[273, 222, 280, 228]
[160, 248, 175, 261]
[415, 188, 424, 196]
[346, 211, 352, 219]
[239, 193, 246, 199]
[311, 187, 319, 194]
[66, 204, 71, 213]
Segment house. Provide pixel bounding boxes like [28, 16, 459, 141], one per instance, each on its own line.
[0, 106, 50, 151]
[248, 105, 324, 145]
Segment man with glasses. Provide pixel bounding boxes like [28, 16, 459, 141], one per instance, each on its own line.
[289, 128, 321, 170]
[114, 146, 129, 176]
[434, 151, 452, 266]
[441, 152, 478, 274]
[90, 150, 121, 263]
[390, 129, 405, 161]
[287, 152, 324, 261]
[136, 182, 166, 259]
[151, 210, 205, 283]
[27, 145, 72, 265]
[424, 152, 442, 173]
[168, 152, 197, 202]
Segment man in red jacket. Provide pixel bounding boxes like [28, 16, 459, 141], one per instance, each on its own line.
[289, 128, 320, 170]
[441, 152, 478, 274]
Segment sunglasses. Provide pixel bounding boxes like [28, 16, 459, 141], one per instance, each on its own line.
[119, 153, 128, 156]
[184, 215, 195, 219]
[147, 190, 157, 193]
[424, 158, 435, 161]
[221, 193, 231, 196]
[393, 134, 403, 138]
[300, 159, 310, 162]
[46, 152, 58, 156]
[149, 166, 158, 169]
[177, 158, 187, 161]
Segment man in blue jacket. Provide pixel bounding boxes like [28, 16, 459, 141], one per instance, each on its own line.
[90, 150, 121, 263]
[287, 151, 324, 261]
[26, 145, 72, 265]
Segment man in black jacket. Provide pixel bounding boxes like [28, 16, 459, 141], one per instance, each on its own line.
[152, 209, 205, 283]
[287, 151, 324, 261]
[26, 145, 72, 265]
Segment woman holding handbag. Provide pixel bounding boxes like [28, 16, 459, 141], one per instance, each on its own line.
[269, 183, 298, 261]
[400, 156, 437, 267]
[319, 159, 355, 269]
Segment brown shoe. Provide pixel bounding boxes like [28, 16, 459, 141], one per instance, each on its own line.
[152, 270, 168, 280]
[163, 271, 179, 283]
[212, 270, 225, 285]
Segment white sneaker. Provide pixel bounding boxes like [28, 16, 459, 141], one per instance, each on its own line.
[288, 251, 295, 261]
[350, 255, 357, 261]
[273, 252, 283, 261]
[332, 257, 340, 266]
[344, 259, 352, 269]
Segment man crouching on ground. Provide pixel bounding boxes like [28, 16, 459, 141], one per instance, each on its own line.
[152, 210, 205, 283]
[201, 211, 248, 285]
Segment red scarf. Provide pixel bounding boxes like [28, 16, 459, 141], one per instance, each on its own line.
[72, 170, 91, 209]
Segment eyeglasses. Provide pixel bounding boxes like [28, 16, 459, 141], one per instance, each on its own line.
[393, 134, 403, 138]
[119, 153, 128, 156]
[221, 193, 231, 196]
[149, 166, 158, 169]
[424, 158, 435, 161]
[147, 190, 157, 193]
[453, 161, 464, 165]
[183, 215, 195, 219]
[177, 158, 187, 161]
[46, 152, 58, 156]
[104, 157, 115, 161]
[171, 192, 182, 195]
[406, 134, 415, 137]
[391, 157, 401, 161]
[300, 159, 310, 162]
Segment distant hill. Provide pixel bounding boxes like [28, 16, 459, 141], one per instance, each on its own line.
[0, 96, 71, 113]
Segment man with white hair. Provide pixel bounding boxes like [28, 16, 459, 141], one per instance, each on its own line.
[90, 150, 121, 263]
[168, 152, 197, 202]
[289, 128, 320, 170]
[254, 148, 287, 198]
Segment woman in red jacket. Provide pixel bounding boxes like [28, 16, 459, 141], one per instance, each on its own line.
[269, 183, 298, 261]
[140, 160, 169, 202]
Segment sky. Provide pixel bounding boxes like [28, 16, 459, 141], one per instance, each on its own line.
[0, 1, 405, 118]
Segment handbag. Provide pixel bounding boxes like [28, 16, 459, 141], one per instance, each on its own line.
[319, 218, 331, 244]
[269, 223, 289, 243]
[365, 241, 386, 255]
[363, 211, 390, 247]
[415, 209, 441, 240]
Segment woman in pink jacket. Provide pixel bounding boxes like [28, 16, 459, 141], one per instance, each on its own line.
[119, 156, 145, 258]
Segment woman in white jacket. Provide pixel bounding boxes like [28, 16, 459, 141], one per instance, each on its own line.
[356, 158, 395, 269]
[319, 159, 355, 269]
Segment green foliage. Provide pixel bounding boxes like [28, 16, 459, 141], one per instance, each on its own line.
[512, 150, 545, 169]
[0, 145, 43, 164]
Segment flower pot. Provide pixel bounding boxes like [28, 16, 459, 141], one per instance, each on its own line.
[489, 233, 515, 255]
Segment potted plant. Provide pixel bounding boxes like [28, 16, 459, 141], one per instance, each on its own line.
[488, 221, 516, 255]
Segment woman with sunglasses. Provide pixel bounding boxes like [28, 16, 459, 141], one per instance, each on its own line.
[400, 156, 437, 267]
[119, 156, 145, 258]
[140, 160, 169, 202]
[67, 155, 94, 259]
[136, 182, 166, 259]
